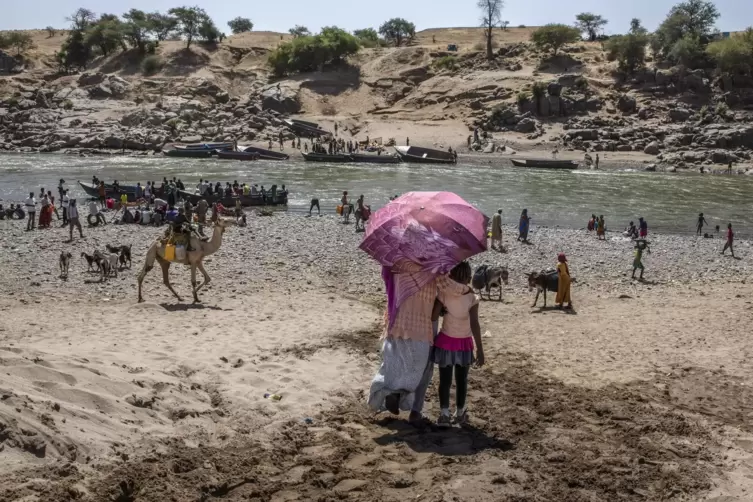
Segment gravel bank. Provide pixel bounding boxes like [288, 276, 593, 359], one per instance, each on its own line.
[1, 210, 751, 305]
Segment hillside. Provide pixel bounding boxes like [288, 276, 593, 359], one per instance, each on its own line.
[1, 27, 753, 169]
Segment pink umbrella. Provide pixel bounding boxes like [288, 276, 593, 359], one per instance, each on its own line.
[360, 192, 489, 323]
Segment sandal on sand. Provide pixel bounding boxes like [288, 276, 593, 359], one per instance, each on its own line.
[455, 409, 469, 425]
[437, 414, 452, 428]
[385, 393, 400, 415]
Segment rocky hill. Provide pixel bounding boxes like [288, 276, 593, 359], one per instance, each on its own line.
[1, 27, 752, 169]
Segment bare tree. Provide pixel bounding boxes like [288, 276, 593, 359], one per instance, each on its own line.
[478, 0, 504, 60]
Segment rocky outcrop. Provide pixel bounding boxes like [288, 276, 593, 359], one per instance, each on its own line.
[669, 108, 692, 122]
[261, 84, 301, 114]
[617, 95, 636, 113]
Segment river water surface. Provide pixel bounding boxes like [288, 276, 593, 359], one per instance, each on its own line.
[1, 153, 751, 234]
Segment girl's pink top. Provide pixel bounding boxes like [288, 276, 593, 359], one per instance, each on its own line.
[438, 289, 479, 339]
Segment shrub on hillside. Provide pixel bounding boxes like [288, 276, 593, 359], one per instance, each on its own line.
[531, 24, 581, 56]
[706, 31, 753, 75]
[516, 90, 531, 105]
[142, 55, 163, 75]
[62, 99, 73, 110]
[433, 55, 457, 71]
[268, 27, 360, 76]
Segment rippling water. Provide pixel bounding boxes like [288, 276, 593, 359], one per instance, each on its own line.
[1, 152, 751, 234]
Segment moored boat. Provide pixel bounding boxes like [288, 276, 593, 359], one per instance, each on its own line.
[163, 149, 215, 158]
[217, 151, 260, 161]
[301, 152, 351, 162]
[178, 189, 288, 207]
[283, 119, 330, 138]
[394, 145, 457, 164]
[242, 146, 290, 160]
[78, 182, 139, 201]
[349, 153, 401, 164]
[179, 142, 235, 151]
[510, 158, 579, 169]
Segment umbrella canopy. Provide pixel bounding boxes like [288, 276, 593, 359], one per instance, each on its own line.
[360, 191, 489, 273]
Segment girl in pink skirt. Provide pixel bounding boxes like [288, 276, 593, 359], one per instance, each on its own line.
[431, 261, 485, 427]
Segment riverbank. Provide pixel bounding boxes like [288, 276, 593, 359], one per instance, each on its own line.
[2, 212, 753, 500]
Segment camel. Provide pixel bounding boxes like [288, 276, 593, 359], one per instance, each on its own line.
[137, 219, 229, 303]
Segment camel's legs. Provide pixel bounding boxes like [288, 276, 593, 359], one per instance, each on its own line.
[194, 261, 211, 294]
[190, 264, 200, 303]
[137, 244, 158, 303]
[159, 257, 182, 302]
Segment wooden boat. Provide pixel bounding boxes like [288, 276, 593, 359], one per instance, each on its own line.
[394, 146, 457, 164]
[242, 146, 290, 160]
[179, 142, 235, 151]
[349, 153, 401, 164]
[283, 119, 330, 138]
[78, 182, 139, 201]
[163, 149, 215, 158]
[302, 152, 351, 163]
[178, 189, 288, 207]
[217, 150, 260, 161]
[510, 158, 579, 169]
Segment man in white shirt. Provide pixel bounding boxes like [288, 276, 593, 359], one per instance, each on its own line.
[88, 200, 106, 225]
[67, 199, 83, 241]
[25, 192, 36, 231]
[61, 189, 70, 226]
[198, 179, 206, 195]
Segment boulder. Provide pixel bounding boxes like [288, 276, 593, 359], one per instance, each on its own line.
[669, 108, 692, 122]
[643, 141, 661, 155]
[548, 96, 561, 116]
[107, 76, 129, 96]
[617, 95, 636, 113]
[683, 71, 707, 92]
[547, 82, 562, 97]
[16, 99, 37, 110]
[655, 70, 672, 86]
[567, 129, 598, 141]
[644, 164, 657, 171]
[35, 92, 50, 109]
[215, 91, 230, 104]
[89, 84, 113, 99]
[515, 118, 537, 133]
[78, 72, 106, 86]
[261, 85, 301, 114]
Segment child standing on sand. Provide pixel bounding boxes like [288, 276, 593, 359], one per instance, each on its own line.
[431, 261, 485, 428]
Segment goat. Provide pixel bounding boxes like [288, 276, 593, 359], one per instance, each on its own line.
[81, 252, 100, 272]
[106, 244, 132, 269]
[59, 251, 72, 278]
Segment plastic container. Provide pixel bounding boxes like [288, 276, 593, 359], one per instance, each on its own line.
[164, 243, 175, 261]
[140, 211, 152, 225]
[264, 393, 282, 401]
[175, 245, 186, 261]
[336, 205, 343, 215]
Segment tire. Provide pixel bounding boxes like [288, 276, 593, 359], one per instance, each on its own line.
[87, 214, 99, 227]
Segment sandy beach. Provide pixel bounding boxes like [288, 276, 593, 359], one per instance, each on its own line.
[2, 209, 753, 501]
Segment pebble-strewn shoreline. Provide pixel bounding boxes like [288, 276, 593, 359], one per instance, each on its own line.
[1, 210, 750, 306]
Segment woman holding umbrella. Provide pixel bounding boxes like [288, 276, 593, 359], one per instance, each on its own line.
[361, 192, 489, 421]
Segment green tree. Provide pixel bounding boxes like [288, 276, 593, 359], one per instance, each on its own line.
[66, 8, 96, 31]
[289, 25, 310, 38]
[4, 32, 36, 56]
[122, 9, 152, 53]
[86, 14, 125, 56]
[0, 33, 8, 50]
[378, 18, 415, 47]
[46, 26, 56, 38]
[269, 27, 360, 76]
[199, 18, 221, 44]
[605, 20, 649, 74]
[228, 17, 253, 34]
[59, 29, 91, 70]
[575, 13, 607, 42]
[654, 0, 720, 61]
[168, 6, 208, 48]
[706, 35, 753, 75]
[353, 28, 379, 46]
[478, 0, 503, 60]
[148, 13, 178, 42]
[531, 24, 581, 56]
[669, 34, 705, 67]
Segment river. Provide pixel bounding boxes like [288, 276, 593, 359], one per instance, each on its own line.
[1, 153, 751, 234]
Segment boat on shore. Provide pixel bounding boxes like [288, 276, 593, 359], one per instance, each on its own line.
[164, 149, 215, 158]
[349, 153, 401, 164]
[302, 152, 351, 163]
[394, 146, 457, 164]
[78, 182, 138, 200]
[284, 119, 330, 138]
[301, 152, 402, 164]
[178, 189, 288, 207]
[217, 151, 260, 161]
[178, 142, 235, 151]
[510, 158, 579, 169]
[242, 146, 290, 161]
